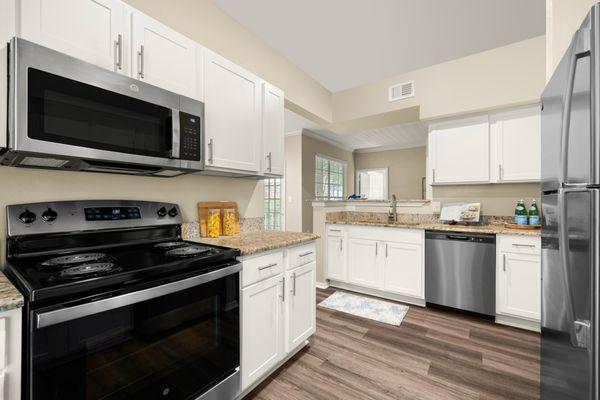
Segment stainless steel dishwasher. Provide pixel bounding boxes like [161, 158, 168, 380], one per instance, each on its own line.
[425, 231, 496, 316]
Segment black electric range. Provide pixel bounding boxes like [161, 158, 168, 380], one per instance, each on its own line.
[4, 200, 242, 400]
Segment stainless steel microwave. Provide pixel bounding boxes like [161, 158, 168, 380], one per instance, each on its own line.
[2, 37, 204, 176]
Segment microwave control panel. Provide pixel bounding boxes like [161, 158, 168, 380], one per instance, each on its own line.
[179, 112, 201, 161]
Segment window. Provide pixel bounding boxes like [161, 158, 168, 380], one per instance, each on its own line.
[356, 168, 389, 200]
[264, 178, 284, 230]
[315, 155, 346, 200]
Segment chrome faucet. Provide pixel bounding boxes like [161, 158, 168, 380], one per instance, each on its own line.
[388, 194, 397, 223]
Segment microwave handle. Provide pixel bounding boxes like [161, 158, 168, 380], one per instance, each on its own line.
[170, 110, 180, 159]
[34, 263, 241, 329]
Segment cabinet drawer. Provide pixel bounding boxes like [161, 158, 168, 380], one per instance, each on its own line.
[498, 235, 541, 255]
[327, 225, 345, 237]
[348, 225, 423, 245]
[288, 242, 316, 270]
[242, 251, 284, 287]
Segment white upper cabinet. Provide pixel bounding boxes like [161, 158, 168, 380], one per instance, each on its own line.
[491, 106, 541, 183]
[204, 49, 262, 173]
[262, 83, 285, 176]
[429, 115, 490, 184]
[131, 12, 199, 99]
[19, 0, 128, 73]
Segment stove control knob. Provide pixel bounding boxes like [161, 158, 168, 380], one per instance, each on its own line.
[42, 208, 58, 222]
[157, 207, 168, 217]
[168, 207, 179, 217]
[19, 209, 36, 224]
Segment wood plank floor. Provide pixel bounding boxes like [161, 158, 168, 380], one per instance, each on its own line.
[245, 287, 540, 400]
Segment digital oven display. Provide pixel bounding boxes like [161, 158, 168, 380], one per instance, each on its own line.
[84, 207, 141, 221]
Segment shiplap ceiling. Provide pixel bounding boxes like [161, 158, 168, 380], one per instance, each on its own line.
[213, 0, 545, 92]
[284, 109, 425, 152]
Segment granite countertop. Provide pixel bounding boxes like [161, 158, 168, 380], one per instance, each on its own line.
[189, 231, 320, 256]
[0, 273, 24, 312]
[327, 220, 541, 236]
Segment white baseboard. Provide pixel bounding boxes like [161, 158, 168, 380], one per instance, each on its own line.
[495, 314, 540, 332]
[328, 280, 426, 307]
[315, 281, 329, 290]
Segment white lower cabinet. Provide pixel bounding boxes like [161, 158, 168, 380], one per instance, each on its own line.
[0, 307, 22, 400]
[382, 242, 423, 298]
[285, 262, 316, 352]
[496, 235, 541, 330]
[327, 225, 425, 303]
[241, 274, 285, 390]
[241, 242, 316, 392]
[347, 238, 380, 288]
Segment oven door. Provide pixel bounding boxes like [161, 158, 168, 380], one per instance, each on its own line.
[28, 264, 241, 400]
[10, 38, 203, 171]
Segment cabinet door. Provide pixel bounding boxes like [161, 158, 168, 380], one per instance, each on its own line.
[492, 106, 541, 182]
[429, 116, 490, 184]
[326, 235, 346, 281]
[382, 242, 423, 298]
[347, 238, 380, 288]
[286, 262, 316, 352]
[131, 12, 198, 98]
[497, 252, 541, 320]
[262, 83, 285, 176]
[19, 0, 127, 73]
[204, 50, 262, 173]
[242, 274, 284, 390]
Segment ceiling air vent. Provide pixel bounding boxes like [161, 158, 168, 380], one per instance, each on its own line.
[388, 81, 415, 102]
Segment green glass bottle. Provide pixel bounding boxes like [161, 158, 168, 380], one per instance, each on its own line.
[514, 199, 527, 225]
[528, 199, 540, 225]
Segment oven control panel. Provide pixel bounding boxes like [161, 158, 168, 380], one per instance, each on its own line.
[179, 112, 201, 161]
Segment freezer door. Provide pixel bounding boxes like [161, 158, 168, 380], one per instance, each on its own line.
[541, 7, 594, 191]
[541, 190, 594, 399]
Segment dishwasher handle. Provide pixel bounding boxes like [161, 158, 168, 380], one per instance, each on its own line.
[445, 234, 470, 241]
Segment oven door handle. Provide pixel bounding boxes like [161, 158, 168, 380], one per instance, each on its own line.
[34, 263, 241, 329]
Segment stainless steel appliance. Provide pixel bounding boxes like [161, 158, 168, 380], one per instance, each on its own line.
[425, 231, 496, 316]
[540, 5, 599, 399]
[4, 200, 240, 400]
[2, 38, 204, 176]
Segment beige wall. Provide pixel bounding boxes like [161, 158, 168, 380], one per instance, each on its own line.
[546, 0, 596, 81]
[123, 0, 332, 122]
[284, 134, 303, 231]
[354, 147, 426, 200]
[332, 36, 545, 125]
[432, 183, 540, 216]
[301, 132, 354, 232]
[0, 167, 264, 260]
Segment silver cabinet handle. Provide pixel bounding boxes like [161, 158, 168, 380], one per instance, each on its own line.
[330, 229, 341, 232]
[266, 152, 272, 172]
[339, 238, 343, 251]
[432, 168, 435, 183]
[280, 278, 285, 302]
[258, 263, 277, 271]
[208, 138, 214, 164]
[299, 251, 313, 257]
[385, 243, 388, 258]
[138, 45, 145, 79]
[512, 243, 536, 248]
[502, 254, 506, 271]
[292, 272, 296, 296]
[499, 164, 503, 180]
[114, 34, 123, 70]
[375, 242, 378, 256]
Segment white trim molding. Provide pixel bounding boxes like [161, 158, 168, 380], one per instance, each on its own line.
[316, 281, 330, 290]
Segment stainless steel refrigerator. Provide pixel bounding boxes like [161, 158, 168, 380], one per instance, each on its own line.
[541, 5, 599, 399]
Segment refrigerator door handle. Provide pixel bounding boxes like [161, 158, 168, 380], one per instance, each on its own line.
[559, 190, 590, 348]
[559, 30, 591, 187]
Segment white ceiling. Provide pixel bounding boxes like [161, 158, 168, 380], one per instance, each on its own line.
[284, 109, 426, 152]
[213, 0, 545, 92]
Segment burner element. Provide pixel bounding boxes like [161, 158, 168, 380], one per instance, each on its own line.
[58, 263, 119, 279]
[42, 253, 107, 266]
[154, 242, 187, 250]
[166, 245, 212, 258]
